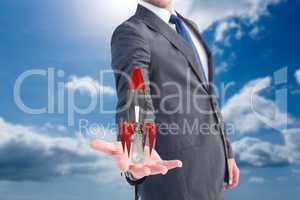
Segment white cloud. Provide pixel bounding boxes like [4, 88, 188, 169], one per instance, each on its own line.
[66, 76, 115, 96]
[222, 76, 293, 134]
[248, 176, 266, 184]
[211, 44, 225, 57]
[276, 176, 288, 181]
[222, 75, 300, 167]
[72, 0, 285, 37]
[0, 118, 117, 181]
[73, 0, 139, 38]
[215, 62, 229, 74]
[233, 128, 300, 167]
[295, 69, 300, 84]
[235, 29, 244, 40]
[204, 0, 284, 44]
[40, 122, 67, 132]
[215, 21, 239, 43]
[249, 26, 263, 39]
[189, 0, 285, 31]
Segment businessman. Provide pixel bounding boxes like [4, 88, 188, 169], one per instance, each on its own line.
[91, 0, 239, 199]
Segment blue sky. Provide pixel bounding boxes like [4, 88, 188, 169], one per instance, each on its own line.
[0, 0, 300, 199]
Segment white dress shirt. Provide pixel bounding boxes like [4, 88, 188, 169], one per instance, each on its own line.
[139, 1, 209, 81]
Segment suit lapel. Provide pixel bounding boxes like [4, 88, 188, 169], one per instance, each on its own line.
[135, 5, 209, 94]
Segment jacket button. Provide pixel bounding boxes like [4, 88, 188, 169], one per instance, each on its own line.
[214, 124, 220, 132]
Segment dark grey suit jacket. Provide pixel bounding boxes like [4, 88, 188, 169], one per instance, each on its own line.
[111, 5, 234, 200]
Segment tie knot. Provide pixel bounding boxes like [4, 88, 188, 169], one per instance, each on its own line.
[169, 14, 180, 25]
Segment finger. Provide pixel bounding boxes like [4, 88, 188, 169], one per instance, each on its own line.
[231, 166, 240, 187]
[225, 165, 233, 189]
[225, 182, 234, 190]
[159, 160, 183, 170]
[146, 164, 168, 175]
[90, 139, 120, 155]
[116, 158, 130, 172]
[129, 165, 151, 180]
[228, 163, 233, 185]
[225, 166, 239, 189]
[230, 168, 234, 184]
[225, 184, 231, 190]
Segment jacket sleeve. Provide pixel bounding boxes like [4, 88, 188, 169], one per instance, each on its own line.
[217, 106, 234, 159]
[111, 22, 155, 124]
[225, 131, 234, 159]
[212, 96, 234, 159]
[111, 22, 155, 184]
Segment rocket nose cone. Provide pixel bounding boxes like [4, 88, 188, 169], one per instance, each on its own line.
[128, 66, 145, 91]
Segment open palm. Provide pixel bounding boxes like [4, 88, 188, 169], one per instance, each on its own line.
[90, 139, 183, 180]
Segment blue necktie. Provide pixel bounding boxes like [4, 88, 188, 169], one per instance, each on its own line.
[169, 14, 207, 81]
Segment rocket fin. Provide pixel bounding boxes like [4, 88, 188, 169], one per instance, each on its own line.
[143, 122, 156, 156]
[128, 66, 145, 91]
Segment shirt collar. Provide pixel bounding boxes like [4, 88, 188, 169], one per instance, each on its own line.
[139, 1, 176, 24]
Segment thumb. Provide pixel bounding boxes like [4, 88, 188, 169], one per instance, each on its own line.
[116, 158, 130, 172]
[228, 161, 233, 185]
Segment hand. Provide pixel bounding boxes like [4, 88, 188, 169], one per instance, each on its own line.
[90, 139, 183, 180]
[225, 158, 240, 190]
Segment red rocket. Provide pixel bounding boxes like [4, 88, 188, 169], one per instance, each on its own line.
[118, 67, 156, 163]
